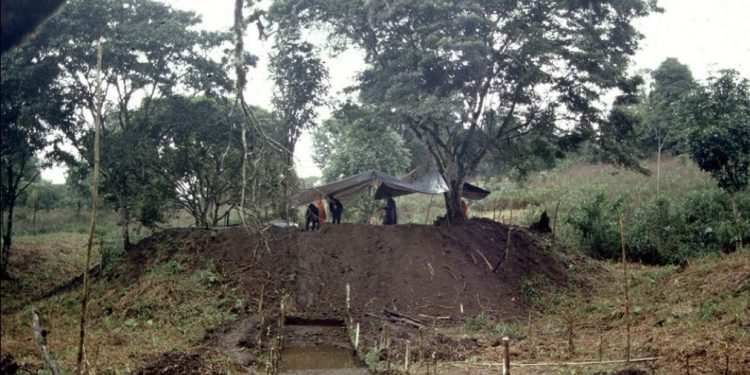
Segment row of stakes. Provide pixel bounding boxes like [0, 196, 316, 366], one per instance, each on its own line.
[346, 283, 514, 375]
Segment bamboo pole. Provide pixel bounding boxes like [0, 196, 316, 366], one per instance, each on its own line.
[76, 40, 103, 375]
[620, 215, 630, 363]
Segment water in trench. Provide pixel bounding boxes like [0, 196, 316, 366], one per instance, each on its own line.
[279, 320, 369, 375]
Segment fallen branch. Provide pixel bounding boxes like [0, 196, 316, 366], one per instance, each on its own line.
[32, 309, 61, 375]
[473, 248, 494, 271]
[418, 314, 451, 321]
[383, 308, 426, 328]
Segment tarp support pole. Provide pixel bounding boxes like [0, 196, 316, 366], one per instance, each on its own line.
[424, 196, 435, 224]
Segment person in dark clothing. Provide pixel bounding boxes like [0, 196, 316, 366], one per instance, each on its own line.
[383, 196, 397, 225]
[328, 195, 343, 224]
[305, 203, 320, 231]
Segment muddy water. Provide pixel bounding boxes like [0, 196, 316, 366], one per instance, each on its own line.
[279, 323, 370, 375]
[279, 346, 369, 375]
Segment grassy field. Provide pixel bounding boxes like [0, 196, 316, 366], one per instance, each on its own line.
[1, 231, 244, 374]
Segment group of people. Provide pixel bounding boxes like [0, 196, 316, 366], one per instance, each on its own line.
[305, 195, 343, 231]
[304, 195, 400, 230]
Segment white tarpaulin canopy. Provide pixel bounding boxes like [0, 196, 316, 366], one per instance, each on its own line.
[290, 170, 450, 206]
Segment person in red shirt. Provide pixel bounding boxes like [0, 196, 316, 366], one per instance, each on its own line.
[315, 198, 327, 225]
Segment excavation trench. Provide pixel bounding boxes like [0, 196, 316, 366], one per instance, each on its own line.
[279, 317, 369, 375]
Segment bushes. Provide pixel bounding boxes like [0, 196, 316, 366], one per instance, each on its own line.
[566, 193, 624, 260]
[566, 189, 750, 264]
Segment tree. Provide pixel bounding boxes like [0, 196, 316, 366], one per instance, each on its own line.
[313, 103, 412, 221]
[34, 0, 233, 249]
[684, 70, 750, 250]
[640, 58, 696, 195]
[314, 104, 412, 181]
[274, 0, 658, 219]
[1, 40, 70, 277]
[268, 24, 328, 218]
[156, 96, 244, 228]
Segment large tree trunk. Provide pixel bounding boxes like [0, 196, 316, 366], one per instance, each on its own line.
[444, 178, 466, 221]
[278, 151, 295, 221]
[1, 166, 16, 278]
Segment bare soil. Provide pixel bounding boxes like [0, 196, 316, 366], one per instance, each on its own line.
[137, 219, 572, 372]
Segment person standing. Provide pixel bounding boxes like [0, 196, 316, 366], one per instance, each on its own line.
[383, 196, 397, 225]
[315, 197, 327, 225]
[305, 203, 320, 231]
[328, 195, 343, 224]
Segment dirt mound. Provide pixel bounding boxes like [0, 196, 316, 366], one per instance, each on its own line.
[192, 219, 567, 321]
[295, 220, 566, 319]
[136, 352, 223, 374]
[127, 219, 570, 366]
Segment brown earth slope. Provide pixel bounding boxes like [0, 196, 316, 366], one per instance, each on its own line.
[192, 219, 573, 368]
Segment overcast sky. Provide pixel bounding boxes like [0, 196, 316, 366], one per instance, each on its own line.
[41, 0, 750, 183]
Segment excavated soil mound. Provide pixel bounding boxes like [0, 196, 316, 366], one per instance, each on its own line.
[132, 219, 570, 368]
[295, 220, 565, 319]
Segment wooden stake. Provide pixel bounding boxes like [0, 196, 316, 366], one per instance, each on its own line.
[527, 311, 534, 358]
[354, 322, 360, 350]
[567, 318, 575, 357]
[385, 324, 391, 373]
[620, 215, 630, 363]
[346, 283, 351, 310]
[405, 340, 410, 374]
[493, 225, 514, 273]
[724, 353, 729, 375]
[418, 328, 424, 363]
[76, 40, 103, 375]
[598, 324, 603, 362]
[685, 353, 690, 375]
[502, 337, 511, 375]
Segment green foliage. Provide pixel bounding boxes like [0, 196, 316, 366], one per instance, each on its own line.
[566, 194, 625, 260]
[1, 33, 71, 274]
[566, 188, 749, 264]
[521, 274, 549, 304]
[636, 58, 697, 155]
[684, 70, 750, 194]
[25, 0, 234, 246]
[276, 0, 657, 218]
[313, 103, 412, 221]
[463, 312, 489, 332]
[155, 96, 253, 227]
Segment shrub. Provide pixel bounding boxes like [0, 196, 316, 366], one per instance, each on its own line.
[567, 188, 750, 264]
[565, 193, 624, 260]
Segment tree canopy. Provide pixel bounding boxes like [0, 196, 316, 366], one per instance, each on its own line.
[272, 0, 658, 218]
[685, 70, 750, 194]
